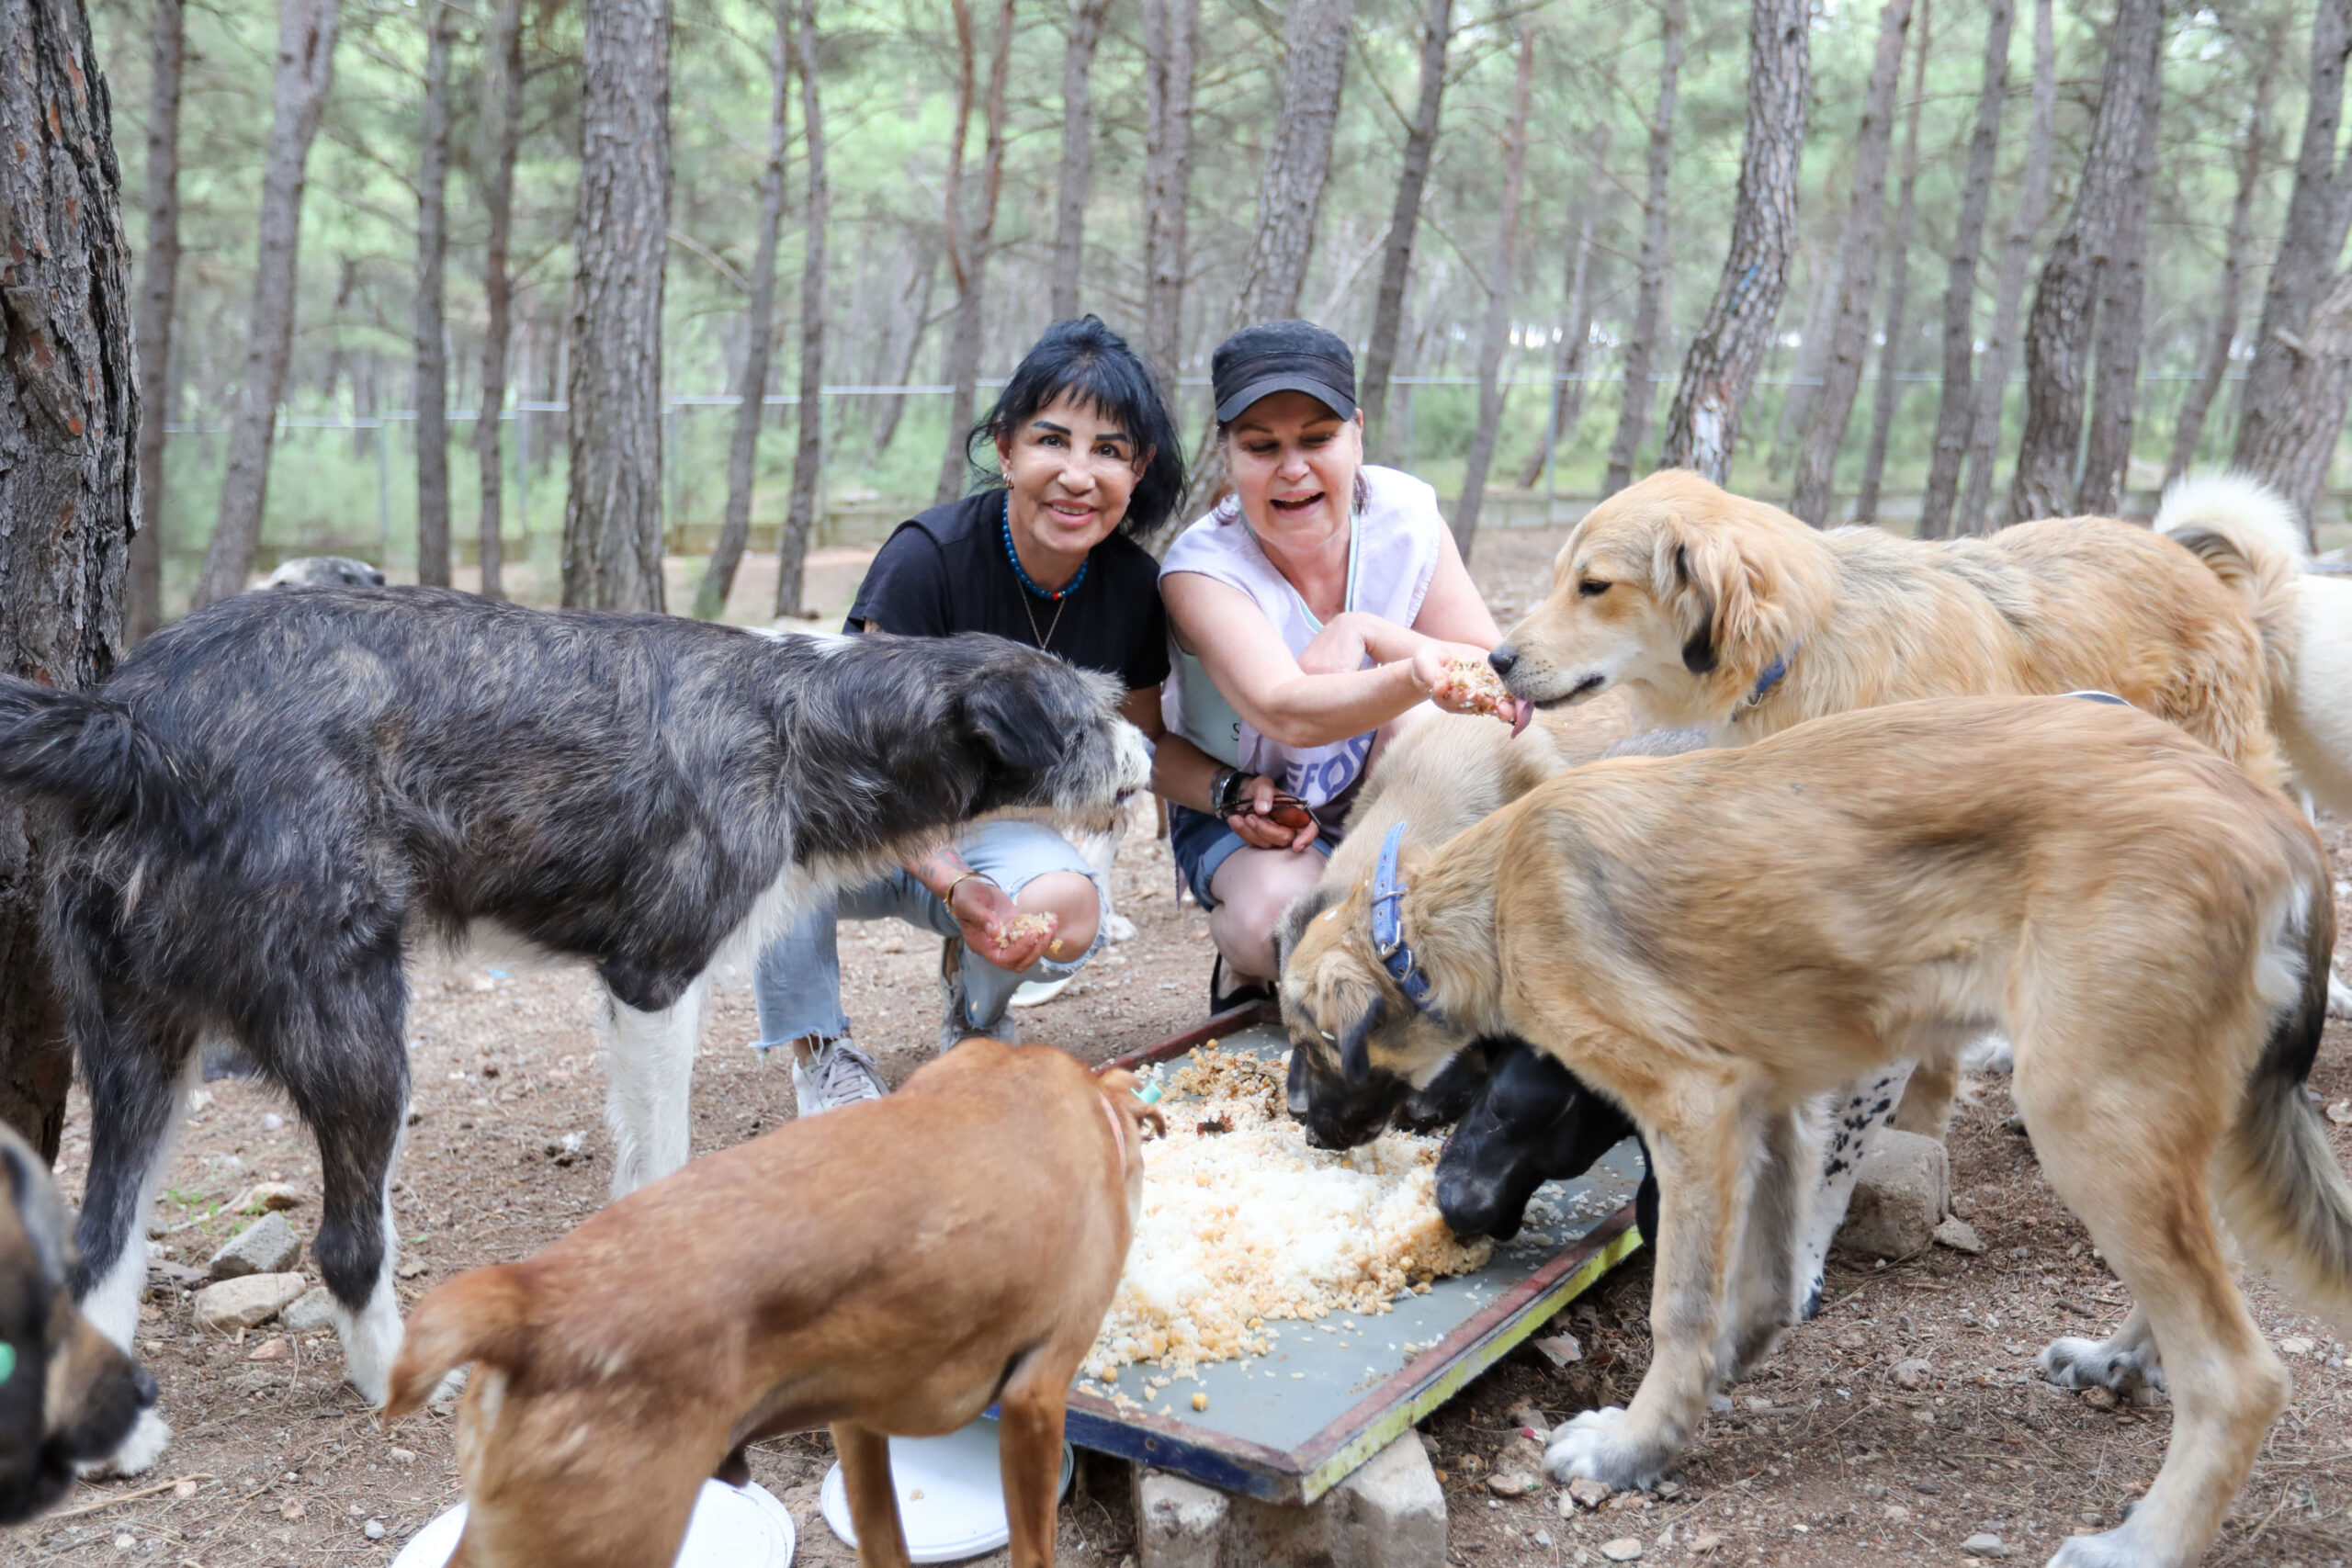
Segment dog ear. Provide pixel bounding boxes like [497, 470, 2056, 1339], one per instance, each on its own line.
[0, 1130, 67, 1288]
[1338, 992, 1386, 1085]
[1670, 545, 1718, 675]
[961, 674, 1068, 776]
[1096, 1068, 1167, 1139]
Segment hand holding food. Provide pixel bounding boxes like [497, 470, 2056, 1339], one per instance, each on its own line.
[944, 873, 1063, 969]
[1418, 645, 1528, 734]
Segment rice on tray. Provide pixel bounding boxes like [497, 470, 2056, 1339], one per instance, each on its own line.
[1082, 1043, 1493, 1384]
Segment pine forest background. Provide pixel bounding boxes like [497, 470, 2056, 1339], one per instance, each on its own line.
[97, 0, 2352, 623]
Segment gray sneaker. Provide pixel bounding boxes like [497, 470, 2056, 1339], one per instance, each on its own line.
[939, 937, 1021, 1054]
[788, 1034, 887, 1117]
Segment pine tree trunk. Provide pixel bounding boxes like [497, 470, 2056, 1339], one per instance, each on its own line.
[1854, 1, 1931, 523]
[2231, 0, 2352, 516]
[473, 0, 523, 600]
[1787, 0, 1915, 525]
[870, 239, 938, 457]
[1958, 0, 2054, 535]
[1657, 0, 1809, 484]
[1769, 222, 1843, 478]
[1359, 0, 1451, 457]
[1451, 26, 1532, 558]
[697, 0, 791, 621]
[412, 0, 456, 588]
[2165, 50, 2272, 487]
[1182, 0, 1357, 516]
[1602, 0, 1688, 498]
[128, 0, 183, 641]
[1049, 0, 1112, 321]
[775, 0, 828, 619]
[933, 0, 1016, 508]
[560, 0, 671, 612]
[2233, 265, 2352, 527]
[2006, 0, 2165, 525]
[0, 0, 137, 1153]
[194, 0, 338, 607]
[1518, 172, 1602, 491]
[1140, 0, 1198, 391]
[1918, 0, 2013, 537]
[2075, 17, 2163, 516]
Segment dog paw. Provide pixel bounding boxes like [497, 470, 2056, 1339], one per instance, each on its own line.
[2039, 1337, 2164, 1402]
[2046, 1521, 2158, 1568]
[1102, 913, 1138, 945]
[1541, 1408, 1673, 1492]
[78, 1409, 172, 1479]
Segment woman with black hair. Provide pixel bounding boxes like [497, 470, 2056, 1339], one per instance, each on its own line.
[752, 316, 1190, 1115]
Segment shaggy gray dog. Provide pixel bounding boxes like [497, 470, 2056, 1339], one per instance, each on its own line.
[0, 586, 1147, 1473]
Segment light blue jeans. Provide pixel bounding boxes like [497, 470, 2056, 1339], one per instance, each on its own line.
[751, 818, 1110, 1049]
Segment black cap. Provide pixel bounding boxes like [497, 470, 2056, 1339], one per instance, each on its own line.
[1212, 320, 1358, 423]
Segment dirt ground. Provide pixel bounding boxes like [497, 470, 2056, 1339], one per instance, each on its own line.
[16, 525, 2352, 1568]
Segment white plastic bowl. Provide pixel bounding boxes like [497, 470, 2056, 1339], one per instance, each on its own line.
[390, 1477, 795, 1568]
[818, 1417, 1075, 1565]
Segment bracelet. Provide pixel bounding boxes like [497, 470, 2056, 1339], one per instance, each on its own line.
[1211, 767, 1254, 818]
[943, 870, 996, 908]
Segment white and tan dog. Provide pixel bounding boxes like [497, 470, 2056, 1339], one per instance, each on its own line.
[1282, 696, 2351, 1568]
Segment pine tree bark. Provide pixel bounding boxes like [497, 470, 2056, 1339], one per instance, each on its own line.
[2006, 0, 2164, 525]
[1602, 0, 1688, 498]
[775, 0, 828, 619]
[1787, 0, 1915, 525]
[1657, 0, 1809, 484]
[1049, 0, 1113, 321]
[933, 0, 1016, 508]
[560, 0, 671, 612]
[1917, 0, 2012, 537]
[1517, 169, 1602, 490]
[1140, 0, 1199, 390]
[2231, 0, 2352, 519]
[1451, 25, 1532, 557]
[1958, 0, 2054, 535]
[1769, 220, 1842, 478]
[1854, 0, 1930, 523]
[127, 0, 183, 641]
[473, 0, 523, 599]
[2232, 265, 2352, 527]
[412, 0, 456, 588]
[2075, 17, 2163, 516]
[1359, 0, 1452, 457]
[2165, 47, 2273, 487]
[0, 0, 137, 1153]
[194, 0, 338, 607]
[697, 0, 791, 621]
[870, 238, 938, 457]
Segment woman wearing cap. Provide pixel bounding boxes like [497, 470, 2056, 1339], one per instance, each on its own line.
[1159, 319, 1520, 1004]
[752, 315, 1185, 1115]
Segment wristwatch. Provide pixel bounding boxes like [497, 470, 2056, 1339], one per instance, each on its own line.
[1211, 767, 1256, 818]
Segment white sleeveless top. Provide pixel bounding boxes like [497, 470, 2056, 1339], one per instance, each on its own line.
[1159, 465, 1446, 818]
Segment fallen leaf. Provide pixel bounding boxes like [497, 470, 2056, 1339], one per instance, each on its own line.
[1531, 1333, 1583, 1368]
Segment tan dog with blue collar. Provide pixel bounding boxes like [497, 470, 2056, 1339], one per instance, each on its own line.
[1283, 696, 2352, 1568]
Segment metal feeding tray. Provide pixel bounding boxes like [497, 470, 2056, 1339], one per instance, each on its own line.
[1060, 1003, 1644, 1506]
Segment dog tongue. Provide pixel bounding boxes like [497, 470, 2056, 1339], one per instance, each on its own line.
[1509, 700, 1532, 739]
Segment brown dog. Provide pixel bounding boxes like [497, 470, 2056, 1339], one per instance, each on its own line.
[382, 1042, 1162, 1568]
[0, 1124, 154, 1523]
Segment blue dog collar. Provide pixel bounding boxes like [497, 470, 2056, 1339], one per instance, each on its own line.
[1736, 646, 1798, 716]
[1371, 822, 1447, 1023]
[2062, 689, 2131, 706]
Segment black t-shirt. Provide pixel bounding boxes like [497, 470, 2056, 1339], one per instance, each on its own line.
[846, 491, 1171, 692]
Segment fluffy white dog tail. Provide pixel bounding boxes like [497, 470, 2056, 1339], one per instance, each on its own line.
[2155, 470, 2306, 708]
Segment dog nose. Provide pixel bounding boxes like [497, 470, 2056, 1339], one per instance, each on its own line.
[1487, 646, 1517, 678]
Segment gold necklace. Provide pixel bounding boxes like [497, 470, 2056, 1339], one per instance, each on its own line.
[1019, 589, 1070, 651]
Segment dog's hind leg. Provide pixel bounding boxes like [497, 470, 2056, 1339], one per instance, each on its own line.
[1546, 1078, 1758, 1492]
[1721, 1104, 1808, 1379]
[1797, 1065, 1915, 1320]
[998, 1344, 1079, 1568]
[600, 972, 709, 1199]
[71, 1025, 200, 1477]
[832, 1421, 915, 1568]
[2017, 1042, 2285, 1568]
[266, 954, 411, 1405]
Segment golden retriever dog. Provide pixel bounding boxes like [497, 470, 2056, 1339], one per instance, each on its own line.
[2156, 470, 2352, 1015]
[1280, 696, 2351, 1568]
[1485, 469, 2285, 786]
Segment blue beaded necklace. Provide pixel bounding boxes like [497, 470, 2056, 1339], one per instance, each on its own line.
[1001, 494, 1089, 602]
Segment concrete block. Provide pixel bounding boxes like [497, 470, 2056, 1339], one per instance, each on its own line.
[1836, 1129, 1949, 1261]
[1133, 1433, 1445, 1568]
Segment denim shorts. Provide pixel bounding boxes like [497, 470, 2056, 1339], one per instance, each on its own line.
[1168, 803, 1335, 911]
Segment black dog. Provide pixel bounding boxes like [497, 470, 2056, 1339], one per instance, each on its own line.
[0, 588, 1147, 1474]
[0, 1125, 153, 1520]
[1433, 1043, 1657, 1247]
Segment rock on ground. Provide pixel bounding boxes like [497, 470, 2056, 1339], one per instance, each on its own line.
[193, 1271, 309, 1331]
[1836, 1129, 1949, 1260]
[207, 1213, 302, 1280]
